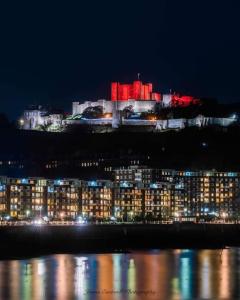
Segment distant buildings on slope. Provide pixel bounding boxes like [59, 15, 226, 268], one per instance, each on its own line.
[19, 80, 238, 132]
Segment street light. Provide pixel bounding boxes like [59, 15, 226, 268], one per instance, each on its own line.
[174, 212, 180, 222]
[77, 216, 85, 224]
[19, 119, 24, 128]
[221, 212, 228, 223]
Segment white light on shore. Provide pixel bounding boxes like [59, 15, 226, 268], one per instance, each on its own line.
[33, 219, 43, 225]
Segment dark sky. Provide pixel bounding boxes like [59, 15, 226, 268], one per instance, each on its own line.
[0, 0, 240, 119]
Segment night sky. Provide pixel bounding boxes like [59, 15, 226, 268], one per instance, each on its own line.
[0, 0, 240, 119]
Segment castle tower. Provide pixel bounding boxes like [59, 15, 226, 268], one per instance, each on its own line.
[112, 101, 121, 128]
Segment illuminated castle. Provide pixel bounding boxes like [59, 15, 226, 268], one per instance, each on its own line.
[111, 80, 199, 106]
[20, 79, 237, 131]
[70, 79, 201, 128]
[111, 80, 161, 101]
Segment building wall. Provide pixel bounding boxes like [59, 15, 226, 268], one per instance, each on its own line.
[162, 94, 172, 107]
[22, 110, 63, 130]
[47, 179, 80, 219]
[111, 81, 160, 101]
[21, 99, 237, 131]
[0, 177, 7, 216]
[72, 99, 156, 116]
[156, 170, 240, 220]
[72, 100, 113, 115]
[145, 183, 171, 220]
[1, 170, 240, 221]
[70, 100, 237, 130]
[112, 100, 156, 113]
[113, 182, 144, 220]
[6, 178, 47, 219]
[81, 181, 112, 219]
[114, 166, 154, 184]
[23, 110, 48, 129]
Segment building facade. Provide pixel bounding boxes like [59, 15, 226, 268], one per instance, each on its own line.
[0, 169, 240, 222]
[47, 179, 80, 219]
[7, 178, 47, 219]
[81, 180, 112, 219]
[114, 166, 154, 184]
[20, 106, 64, 131]
[111, 80, 161, 101]
[113, 182, 144, 221]
[0, 177, 7, 217]
[155, 170, 240, 220]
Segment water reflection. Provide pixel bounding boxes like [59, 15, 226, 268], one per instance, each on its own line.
[0, 249, 239, 299]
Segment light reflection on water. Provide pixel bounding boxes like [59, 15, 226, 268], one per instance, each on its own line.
[0, 249, 239, 300]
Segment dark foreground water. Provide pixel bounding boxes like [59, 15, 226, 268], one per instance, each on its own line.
[0, 249, 239, 300]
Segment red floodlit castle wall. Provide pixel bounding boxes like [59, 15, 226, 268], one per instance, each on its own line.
[111, 80, 199, 106]
[111, 82, 118, 101]
[171, 95, 200, 106]
[111, 81, 161, 101]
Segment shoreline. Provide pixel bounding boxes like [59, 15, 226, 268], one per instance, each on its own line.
[0, 224, 239, 258]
